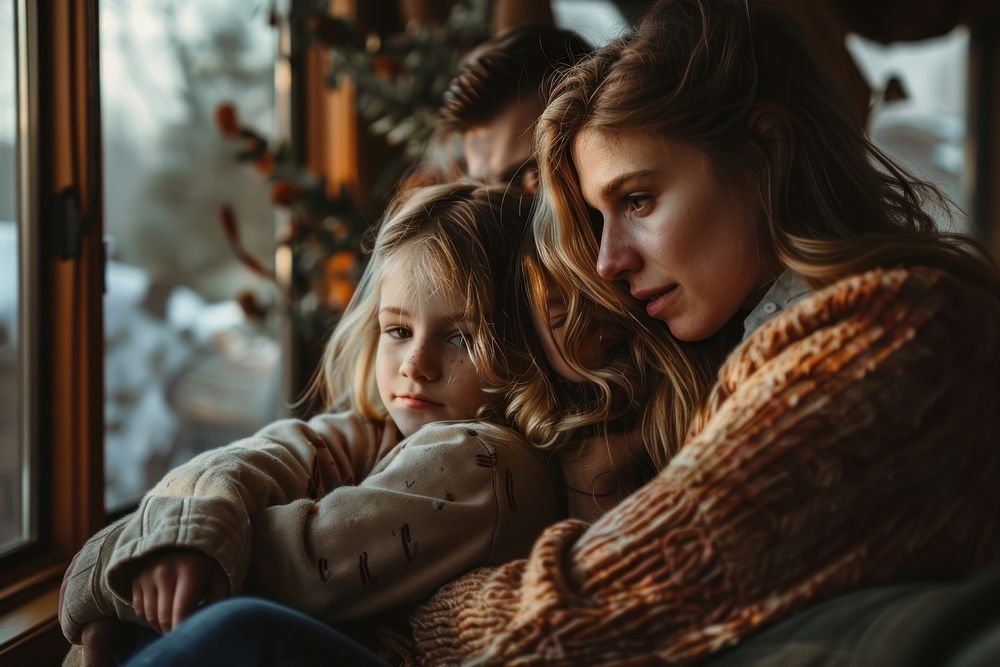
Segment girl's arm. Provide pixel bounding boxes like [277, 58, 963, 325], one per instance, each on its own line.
[410, 267, 1000, 665]
[242, 421, 560, 621]
[60, 412, 390, 644]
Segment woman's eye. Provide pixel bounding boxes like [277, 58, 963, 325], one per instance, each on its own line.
[625, 195, 652, 214]
[447, 333, 471, 348]
[549, 312, 568, 330]
[384, 326, 411, 339]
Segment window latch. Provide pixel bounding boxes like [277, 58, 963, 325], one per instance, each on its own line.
[53, 185, 86, 260]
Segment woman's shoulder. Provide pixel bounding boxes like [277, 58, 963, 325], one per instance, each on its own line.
[714, 265, 1000, 398]
[756, 265, 996, 346]
[690, 264, 1000, 441]
[821, 264, 991, 301]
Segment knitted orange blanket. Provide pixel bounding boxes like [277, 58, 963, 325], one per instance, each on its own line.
[411, 266, 1000, 665]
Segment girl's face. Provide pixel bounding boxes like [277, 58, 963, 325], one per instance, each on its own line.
[530, 277, 598, 383]
[572, 129, 772, 342]
[375, 261, 487, 437]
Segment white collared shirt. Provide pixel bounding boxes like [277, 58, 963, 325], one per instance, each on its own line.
[742, 270, 811, 340]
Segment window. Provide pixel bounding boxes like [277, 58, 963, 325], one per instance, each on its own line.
[848, 29, 971, 232]
[99, 0, 281, 512]
[1, 1, 104, 653]
[552, 0, 627, 46]
[0, 0, 35, 557]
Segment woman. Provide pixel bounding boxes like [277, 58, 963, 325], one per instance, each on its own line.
[410, 0, 1000, 663]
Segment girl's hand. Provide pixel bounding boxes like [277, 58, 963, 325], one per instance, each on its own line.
[79, 618, 118, 667]
[131, 549, 228, 633]
[560, 430, 649, 522]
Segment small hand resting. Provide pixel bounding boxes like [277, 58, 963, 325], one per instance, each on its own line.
[130, 548, 228, 634]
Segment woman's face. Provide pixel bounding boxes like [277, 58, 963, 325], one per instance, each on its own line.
[572, 129, 772, 341]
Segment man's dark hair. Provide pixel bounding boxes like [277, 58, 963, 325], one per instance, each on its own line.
[440, 24, 592, 131]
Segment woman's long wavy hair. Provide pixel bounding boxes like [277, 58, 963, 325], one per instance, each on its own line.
[534, 0, 1000, 466]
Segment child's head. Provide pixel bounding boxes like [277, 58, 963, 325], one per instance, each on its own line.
[373, 239, 487, 437]
[314, 181, 531, 438]
[520, 245, 603, 385]
[501, 235, 658, 455]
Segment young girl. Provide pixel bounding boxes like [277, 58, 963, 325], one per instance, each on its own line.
[60, 181, 557, 644]
[60, 181, 650, 663]
[410, 1, 1000, 664]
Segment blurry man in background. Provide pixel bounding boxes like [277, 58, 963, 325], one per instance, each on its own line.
[439, 24, 591, 191]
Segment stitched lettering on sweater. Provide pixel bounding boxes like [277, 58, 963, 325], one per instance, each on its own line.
[359, 552, 377, 586]
[505, 469, 517, 512]
[475, 451, 497, 468]
[392, 523, 418, 562]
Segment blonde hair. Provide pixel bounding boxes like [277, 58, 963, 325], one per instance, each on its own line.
[533, 0, 1000, 466]
[307, 182, 532, 423]
[501, 234, 658, 452]
[306, 180, 656, 457]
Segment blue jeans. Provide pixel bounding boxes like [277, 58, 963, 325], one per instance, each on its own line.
[120, 597, 389, 667]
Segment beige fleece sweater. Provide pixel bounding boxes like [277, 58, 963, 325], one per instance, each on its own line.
[412, 266, 1000, 665]
[60, 415, 559, 646]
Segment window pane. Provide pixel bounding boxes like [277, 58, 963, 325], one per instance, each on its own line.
[0, 0, 26, 554]
[552, 0, 627, 47]
[100, 0, 281, 511]
[848, 29, 970, 232]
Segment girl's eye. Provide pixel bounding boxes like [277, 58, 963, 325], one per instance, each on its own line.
[549, 312, 568, 330]
[447, 333, 471, 348]
[625, 194, 652, 215]
[384, 326, 411, 339]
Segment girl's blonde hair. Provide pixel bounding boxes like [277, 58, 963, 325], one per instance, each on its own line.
[534, 0, 1000, 466]
[306, 180, 658, 456]
[502, 235, 657, 453]
[308, 181, 532, 423]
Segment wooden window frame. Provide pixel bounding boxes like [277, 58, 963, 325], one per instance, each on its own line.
[0, 0, 104, 657]
[969, 19, 1000, 250]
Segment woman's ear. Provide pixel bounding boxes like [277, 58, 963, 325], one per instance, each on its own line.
[748, 105, 794, 175]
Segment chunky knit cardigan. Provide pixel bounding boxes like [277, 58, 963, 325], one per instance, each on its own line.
[411, 266, 1000, 665]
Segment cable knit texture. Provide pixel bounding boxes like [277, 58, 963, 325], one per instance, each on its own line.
[411, 266, 1000, 665]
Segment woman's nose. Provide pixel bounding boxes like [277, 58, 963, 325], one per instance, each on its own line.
[596, 226, 641, 282]
[400, 343, 440, 381]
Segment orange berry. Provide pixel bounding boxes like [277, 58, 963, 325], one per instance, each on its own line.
[215, 103, 240, 138]
[329, 279, 355, 310]
[328, 251, 355, 275]
[254, 151, 275, 176]
[270, 181, 300, 207]
[373, 54, 401, 78]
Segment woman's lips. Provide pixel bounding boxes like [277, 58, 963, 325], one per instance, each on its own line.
[645, 285, 680, 319]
